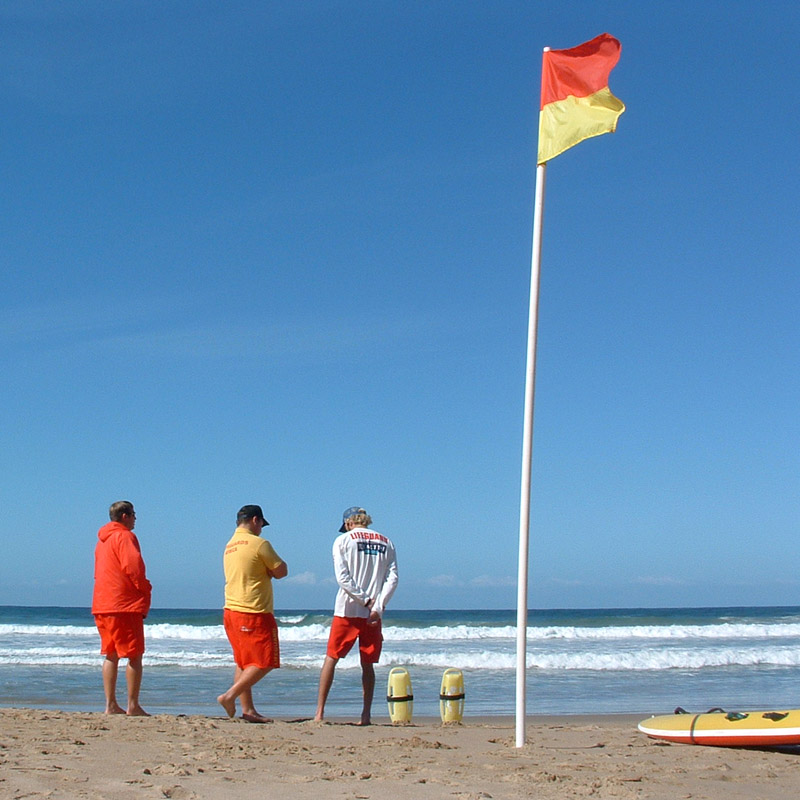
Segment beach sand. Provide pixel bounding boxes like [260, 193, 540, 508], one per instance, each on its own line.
[2, 708, 800, 799]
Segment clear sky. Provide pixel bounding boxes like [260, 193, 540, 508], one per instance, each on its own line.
[2, 2, 798, 611]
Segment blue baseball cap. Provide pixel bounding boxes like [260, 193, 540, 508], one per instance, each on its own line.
[339, 506, 367, 532]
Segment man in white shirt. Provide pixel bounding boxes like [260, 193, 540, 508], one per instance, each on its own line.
[314, 506, 399, 725]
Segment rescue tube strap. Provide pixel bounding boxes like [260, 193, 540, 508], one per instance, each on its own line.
[439, 693, 465, 701]
[386, 695, 414, 703]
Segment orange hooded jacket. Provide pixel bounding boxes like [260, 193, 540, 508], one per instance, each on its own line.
[91, 521, 152, 616]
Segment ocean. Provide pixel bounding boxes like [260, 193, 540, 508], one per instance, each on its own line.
[2, 606, 800, 719]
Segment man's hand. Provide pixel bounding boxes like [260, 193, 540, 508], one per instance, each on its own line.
[269, 562, 288, 580]
[367, 609, 380, 626]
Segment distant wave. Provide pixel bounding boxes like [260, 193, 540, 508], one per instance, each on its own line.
[5, 644, 800, 672]
[523, 622, 800, 641]
[5, 620, 800, 643]
[386, 621, 800, 642]
[358, 646, 800, 672]
[6, 607, 800, 716]
[0, 624, 99, 637]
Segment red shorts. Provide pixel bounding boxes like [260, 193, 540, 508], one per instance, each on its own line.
[326, 615, 383, 663]
[95, 613, 145, 659]
[223, 609, 280, 670]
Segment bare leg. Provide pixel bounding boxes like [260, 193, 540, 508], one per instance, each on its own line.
[239, 687, 254, 714]
[237, 667, 255, 715]
[217, 665, 270, 718]
[233, 666, 272, 720]
[314, 656, 338, 721]
[125, 656, 149, 716]
[359, 661, 375, 726]
[102, 655, 125, 714]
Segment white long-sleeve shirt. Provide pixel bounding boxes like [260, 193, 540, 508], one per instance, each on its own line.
[332, 527, 398, 618]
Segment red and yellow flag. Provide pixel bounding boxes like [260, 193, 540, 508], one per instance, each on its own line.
[537, 33, 625, 164]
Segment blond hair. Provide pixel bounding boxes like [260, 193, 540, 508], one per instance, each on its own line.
[347, 511, 373, 529]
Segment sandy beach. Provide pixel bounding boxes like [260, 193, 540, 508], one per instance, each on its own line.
[3, 709, 800, 799]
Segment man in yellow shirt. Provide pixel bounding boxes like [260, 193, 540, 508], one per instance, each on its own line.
[217, 504, 287, 723]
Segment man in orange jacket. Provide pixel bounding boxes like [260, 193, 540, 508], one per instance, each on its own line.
[91, 500, 152, 715]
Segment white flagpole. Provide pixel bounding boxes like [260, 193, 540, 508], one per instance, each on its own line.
[515, 159, 547, 748]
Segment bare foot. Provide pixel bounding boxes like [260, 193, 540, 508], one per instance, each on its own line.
[358, 717, 371, 727]
[127, 705, 150, 717]
[217, 694, 236, 718]
[105, 703, 126, 715]
[242, 712, 272, 724]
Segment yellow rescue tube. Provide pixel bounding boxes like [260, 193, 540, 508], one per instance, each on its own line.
[439, 668, 465, 724]
[386, 667, 413, 724]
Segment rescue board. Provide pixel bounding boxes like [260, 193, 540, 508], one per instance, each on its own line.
[639, 708, 800, 747]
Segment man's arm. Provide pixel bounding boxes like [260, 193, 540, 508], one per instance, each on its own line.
[333, 539, 371, 607]
[116, 534, 152, 593]
[115, 532, 152, 616]
[269, 561, 288, 579]
[372, 551, 398, 617]
[259, 540, 288, 579]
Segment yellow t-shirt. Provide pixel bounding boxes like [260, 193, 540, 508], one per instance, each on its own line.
[223, 527, 284, 614]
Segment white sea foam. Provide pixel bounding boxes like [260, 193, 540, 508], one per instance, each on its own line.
[5, 616, 800, 673]
[6, 619, 800, 643]
[380, 622, 800, 642]
[526, 646, 800, 671]
[277, 615, 308, 625]
[4, 642, 800, 673]
[0, 624, 98, 637]
[144, 624, 227, 640]
[4, 607, 800, 716]
[153, 620, 800, 643]
[370, 646, 800, 672]
[525, 622, 800, 641]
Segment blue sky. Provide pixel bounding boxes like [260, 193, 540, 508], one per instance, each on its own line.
[1, 2, 798, 611]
